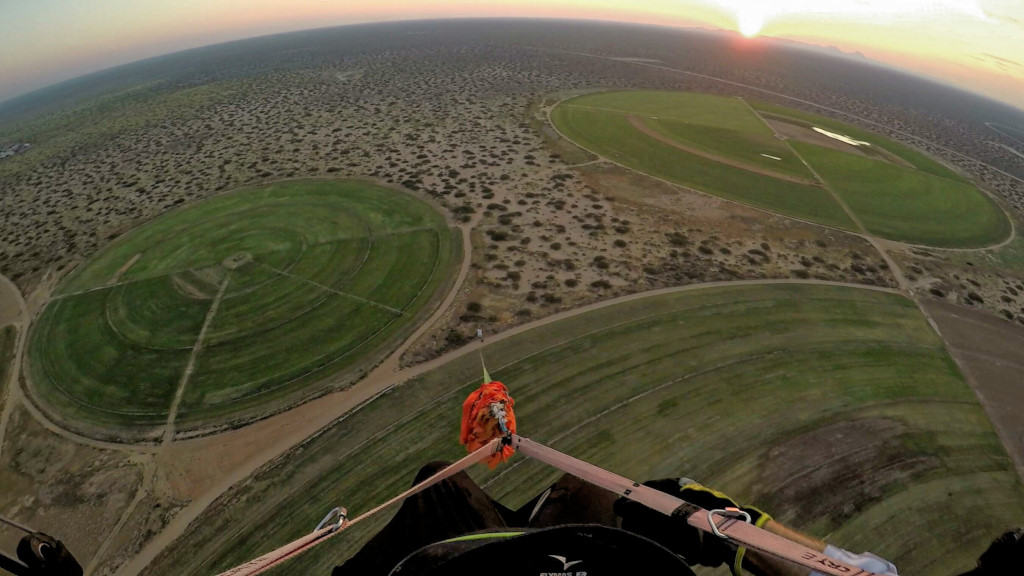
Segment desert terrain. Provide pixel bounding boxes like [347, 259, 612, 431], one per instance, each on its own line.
[0, 19, 1023, 576]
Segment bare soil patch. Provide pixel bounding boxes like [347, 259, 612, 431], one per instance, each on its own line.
[93, 493, 186, 576]
[895, 239, 1024, 325]
[0, 277, 22, 327]
[400, 159, 897, 367]
[923, 299, 1024, 479]
[766, 118, 871, 158]
[221, 252, 253, 270]
[628, 115, 819, 185]
[109, 253, 142, 285]
[170, 273, 215, 300]
[0, 406, 143, 571]
[766, 117, 915, 169]
[754, 418, 939, 527]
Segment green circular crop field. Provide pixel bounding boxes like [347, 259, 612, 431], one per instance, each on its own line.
[552, 90, 1011, 248]
[28, 180, 459, 435]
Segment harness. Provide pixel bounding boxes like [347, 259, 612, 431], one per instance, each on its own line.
[217, 432, 881, 576]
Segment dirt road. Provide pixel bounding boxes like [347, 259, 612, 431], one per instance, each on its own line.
[162, 277, 230, 446]
[779, 128, 911, 292]
[921, 299, 1024, 482]
[0, 272, 28, 460]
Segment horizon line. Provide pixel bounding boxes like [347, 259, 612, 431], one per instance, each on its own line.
[1, 15, 1022, 116]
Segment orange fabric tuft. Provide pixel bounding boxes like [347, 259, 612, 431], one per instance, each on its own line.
[460, 381, 516, 468]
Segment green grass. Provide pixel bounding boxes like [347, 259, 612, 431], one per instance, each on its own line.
[792, 142, 1012, 247]
[183, 297, 394, 411]
[551, 105, 855, 230]
[57, 181, 426, 293]
[342, 230, 442, 308]
[146, 284, 1024, 576]
[106, 277, 212, 349]
[644, 116, 813, 180]
[181, 230, 445, 417]
[202, 274, 335, 346]
[749, 100, 966, 183]
[552, 90, 1010, 248]
[560, 91, 814, 180]
[561, 91, 772, 133]
[940, 219, 1024, 275]
[203, 238, 371, 345]
[28, 180, 460, 431]
[29, 291, 191, 424]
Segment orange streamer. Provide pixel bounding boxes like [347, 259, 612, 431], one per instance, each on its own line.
[459, 381, 516, 468]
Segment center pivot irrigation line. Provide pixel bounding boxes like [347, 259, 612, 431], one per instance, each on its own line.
[163, 275, 231, 445]
[255, 260, 405, 315]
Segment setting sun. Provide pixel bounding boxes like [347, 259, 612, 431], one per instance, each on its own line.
[737, 9, 763, 37]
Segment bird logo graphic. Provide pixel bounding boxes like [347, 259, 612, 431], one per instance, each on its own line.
[548, 555, 583, 570]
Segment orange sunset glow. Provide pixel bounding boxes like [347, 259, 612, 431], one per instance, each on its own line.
[1, 0, 1022, 108]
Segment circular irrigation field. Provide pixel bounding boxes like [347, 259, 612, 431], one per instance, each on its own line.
[552, 90, 1011, 248]
[28, 180, 459, 436]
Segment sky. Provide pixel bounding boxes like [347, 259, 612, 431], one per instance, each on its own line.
[1, 0, 1022, 109]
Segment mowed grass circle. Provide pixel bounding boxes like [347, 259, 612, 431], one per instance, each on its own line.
[28, 180, 459, 435]
[552, 91, 1011, 248]
[147, 284, 1024, 576]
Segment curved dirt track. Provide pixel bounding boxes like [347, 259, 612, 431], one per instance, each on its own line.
[555, 47, 1024, 188]
[559, 50, 1018, 253]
